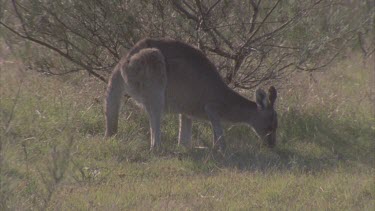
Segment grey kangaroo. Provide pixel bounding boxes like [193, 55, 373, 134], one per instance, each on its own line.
[105, 38, 278, 151]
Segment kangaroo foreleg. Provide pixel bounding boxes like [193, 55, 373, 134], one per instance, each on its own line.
[178, 114, 192, 147]
[204, 104, 226, 152]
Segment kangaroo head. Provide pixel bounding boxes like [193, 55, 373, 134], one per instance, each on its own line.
[252, 86, 278, 148]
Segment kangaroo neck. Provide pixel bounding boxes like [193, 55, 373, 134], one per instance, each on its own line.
[220, 89, 258, 123]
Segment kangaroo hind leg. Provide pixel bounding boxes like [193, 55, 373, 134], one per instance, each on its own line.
[146, 94, 164, 150]
[121, 48, 167, 150]
[204, 104, 226, 152]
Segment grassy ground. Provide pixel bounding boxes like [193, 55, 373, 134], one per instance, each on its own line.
[0, 52, 374, 210]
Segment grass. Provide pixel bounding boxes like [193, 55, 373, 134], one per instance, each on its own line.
[0, 52, 374, 210]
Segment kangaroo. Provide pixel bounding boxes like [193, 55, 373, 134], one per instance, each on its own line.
[105, 38, 278, 151]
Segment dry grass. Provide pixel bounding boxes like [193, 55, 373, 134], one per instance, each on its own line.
[0, 49, 374, 210]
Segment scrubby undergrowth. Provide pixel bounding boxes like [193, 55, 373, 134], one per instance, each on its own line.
[0, 53, 374, 210]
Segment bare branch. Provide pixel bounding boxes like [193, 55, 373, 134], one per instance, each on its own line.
[248, 0, 260, 34]
[200, 43, 236, 59]
[172, 0, 199, 22]
[296, 51, 340, 72]
[207, 0, 222, 14]
[0, 21, 107, 82]
[241, 0, 282, 50]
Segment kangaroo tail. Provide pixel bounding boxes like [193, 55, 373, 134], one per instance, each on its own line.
[105, 67, 125, 137]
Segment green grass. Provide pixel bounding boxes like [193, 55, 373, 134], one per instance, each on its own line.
[0, 53, 374, 210]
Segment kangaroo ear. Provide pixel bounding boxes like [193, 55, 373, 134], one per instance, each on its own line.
[255, 88, 267, 109]
[268, 86, 277, 107]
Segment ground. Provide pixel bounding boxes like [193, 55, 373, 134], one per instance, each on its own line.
[0, 52, 374, 210]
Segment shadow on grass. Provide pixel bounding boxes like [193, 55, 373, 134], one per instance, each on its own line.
[109, 108, 374, 175]
[155, 110, 375, 174]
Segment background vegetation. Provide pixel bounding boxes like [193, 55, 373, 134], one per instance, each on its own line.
[1, 0, 374, 87]
[0, 0, 374, 210]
